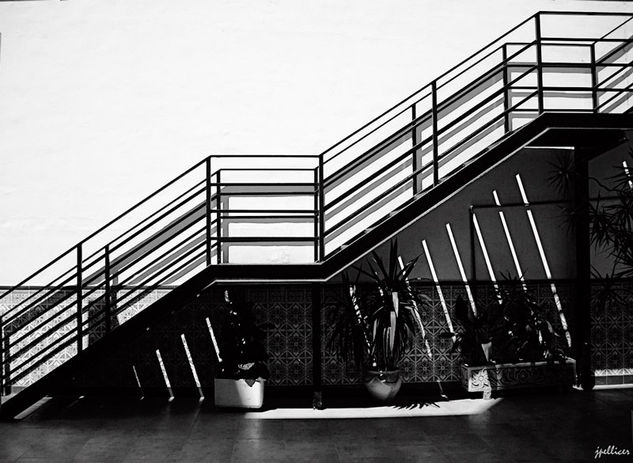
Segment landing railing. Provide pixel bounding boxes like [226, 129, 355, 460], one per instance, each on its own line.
[2, 11, 633, 400]
[0, 155, 319, 394]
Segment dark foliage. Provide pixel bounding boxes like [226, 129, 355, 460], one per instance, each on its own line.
[327, 239, 430, 372]
[549, 148, 633, 282]
[442, 278, 568, 365]
[216, 290, 270, 380]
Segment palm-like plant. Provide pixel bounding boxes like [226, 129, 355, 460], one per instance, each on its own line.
[328, 240, 428, 372]
[549, 149, 633, 281]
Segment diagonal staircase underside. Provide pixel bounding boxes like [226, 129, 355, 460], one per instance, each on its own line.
[3, 11, 633, 418]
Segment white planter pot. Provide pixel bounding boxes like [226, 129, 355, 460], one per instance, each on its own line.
[364, 370, 402, 401]
[214, 378, 265, 409]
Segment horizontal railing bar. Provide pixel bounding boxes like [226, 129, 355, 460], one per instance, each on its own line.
[539, 42, 593, 48]
[507, 62, 590, 69]
[208, 154, 319, 158]
[215, 168, 317, 172]
[538, 11, 633, 17]
[211, 237, 318, 243]
[596, 87, 633, 93]
[211, 182, 317, 187]
[219, 215, 317, 220]
[211, 191, 316, 196]
[541, 36, 633, 43]
[211, 209, 317, 214]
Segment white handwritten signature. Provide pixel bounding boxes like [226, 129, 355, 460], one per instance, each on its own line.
[595, 445, 631, 459]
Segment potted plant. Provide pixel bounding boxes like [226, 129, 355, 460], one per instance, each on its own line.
[214, 290, 270, 409]
[442, 279, 574, 397]
[328, 240, 429, 401]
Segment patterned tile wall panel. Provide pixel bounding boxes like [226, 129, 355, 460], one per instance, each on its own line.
[591, 280, 633, 381]
[2, 279, 631, 394]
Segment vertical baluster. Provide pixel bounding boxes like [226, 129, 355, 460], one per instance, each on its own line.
[590, 43, 598, 112]
[313, 167, 319, 262]
[216, 171, 222, 265]
[104, 245, 111, 334]
[502, 44, 511, 132]
[0, 314, 8, 397]
[431, 81, 439, 186]
[311, 283, 323, 409]
[318, 156, 325, 261]
[411, 104, 418, 195]
[535, 13, 545, 114]
[76, 244, 83, 354]
[206, 158, 212, 265]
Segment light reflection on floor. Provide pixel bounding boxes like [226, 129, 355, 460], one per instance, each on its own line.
[245, 398, 502, 419]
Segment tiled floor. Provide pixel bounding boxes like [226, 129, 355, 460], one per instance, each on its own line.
[0, 387, 631, 462]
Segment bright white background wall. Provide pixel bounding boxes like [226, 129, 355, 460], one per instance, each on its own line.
[1, 0, 632, 283]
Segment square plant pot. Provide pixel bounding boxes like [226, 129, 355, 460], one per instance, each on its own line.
[214, 378, 265, 409]
[461, 358, 576, 397]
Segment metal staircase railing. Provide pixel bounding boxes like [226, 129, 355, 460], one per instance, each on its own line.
[2, 11, 633, 403]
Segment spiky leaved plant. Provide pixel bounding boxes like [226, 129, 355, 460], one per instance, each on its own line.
[328, 239, 429, 372]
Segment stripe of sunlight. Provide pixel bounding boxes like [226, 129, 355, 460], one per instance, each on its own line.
[421, 240, 454, 334]
[622, 161, 633, 189]
[515, 174, 572, 348]
[132, 365, 144, 400]
[155, 349, 175, 401]
[492, 190, 527, 291]
[205, 317, 223, 363]
[398, 255, 446, 397]
[181, 333, 205, 400]
[472, 212, 502, 304]
[446, 223, 477, 316]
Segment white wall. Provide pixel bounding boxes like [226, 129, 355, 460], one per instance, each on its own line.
[1, 0, 633, 283]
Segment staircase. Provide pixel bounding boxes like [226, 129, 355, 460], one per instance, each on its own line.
[2, 11, 633, 417]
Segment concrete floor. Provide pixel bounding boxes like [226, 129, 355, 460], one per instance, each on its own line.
[0, 387, 631, 462]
